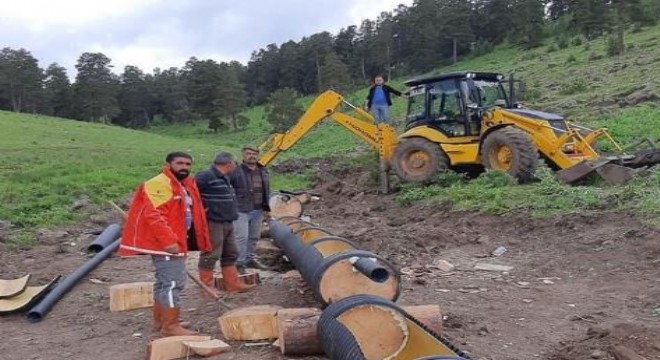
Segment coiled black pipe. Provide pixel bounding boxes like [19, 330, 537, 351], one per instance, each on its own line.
[87, 223, 121, 253]
[318, 295, 471, 360]
[269, 220, 399, 307]
[27, 239, 120, 323]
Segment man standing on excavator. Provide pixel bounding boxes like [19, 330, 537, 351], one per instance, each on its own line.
[364, 75, 405, 123]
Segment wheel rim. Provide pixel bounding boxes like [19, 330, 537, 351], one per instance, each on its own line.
[489, 144, 513, 170]
[400, 150, 432, 176]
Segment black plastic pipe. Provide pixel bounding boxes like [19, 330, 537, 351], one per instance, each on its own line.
[27, 239, 120, 323]
[352, 257, 389, 283]
[87, 224, 121, 253]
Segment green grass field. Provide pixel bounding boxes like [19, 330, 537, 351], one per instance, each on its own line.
[0, 112, 305, 248]
[2, 24, 660, 248]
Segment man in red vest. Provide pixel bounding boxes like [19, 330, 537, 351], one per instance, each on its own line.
[119, 151, 211, 337]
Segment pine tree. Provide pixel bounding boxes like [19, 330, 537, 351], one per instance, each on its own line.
[43, 63, 73, 118]
[72, 52, 120, 122]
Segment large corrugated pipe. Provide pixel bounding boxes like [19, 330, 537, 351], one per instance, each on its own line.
[317, 295, 471, 360]
[269, 219, 400, 307]
[27, 234, 120, 323]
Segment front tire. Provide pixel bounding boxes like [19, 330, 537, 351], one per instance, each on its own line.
[480, 127, 538, 183]
[392, 137, 450, 183]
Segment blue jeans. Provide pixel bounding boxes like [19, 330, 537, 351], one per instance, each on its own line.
[370, 105, 390, 123]
[234, 210, 263, 265]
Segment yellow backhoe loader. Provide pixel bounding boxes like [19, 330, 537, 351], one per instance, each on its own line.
[258, 71, 659, 190]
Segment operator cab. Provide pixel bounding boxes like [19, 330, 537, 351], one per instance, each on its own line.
[403, 71, 509, 137]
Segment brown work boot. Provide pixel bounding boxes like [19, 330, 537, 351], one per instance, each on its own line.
[152, 302, 190, 331]
[221, 265, 257, 293]
[198, 269, 215, 287]
[160, 307, 198, 337]
[198, 268, 221, 297]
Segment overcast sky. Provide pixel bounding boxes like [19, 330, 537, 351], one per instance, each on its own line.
[0, 0, 413, 76]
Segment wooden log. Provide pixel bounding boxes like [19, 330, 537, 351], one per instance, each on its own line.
[277, 308, 323, 356]
[338, 304, 408, 359]
[146, 335, 211, 360]
[318, 258, 398, 304]
[109, 282, 153, 312]
[214, 272, 260, 291]
[218, 305, 282, 341]
[182, 339, 230, 357]
[276, 304, 442, 355]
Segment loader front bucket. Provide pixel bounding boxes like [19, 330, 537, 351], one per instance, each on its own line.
[556, 148, 660, 185]
[556, 159, 612, 184]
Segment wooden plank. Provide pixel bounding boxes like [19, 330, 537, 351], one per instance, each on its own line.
[218, 305, 282, 341]
[146, 335, 211, 360]
[109, 282, 153, 312]
[214, 272, 260, 291]
[182, 339, 230, 357]
[0, 274, 30, 299]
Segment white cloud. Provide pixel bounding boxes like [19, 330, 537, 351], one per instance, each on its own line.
[0, 0, 414, 74]
[0, 0, 158, 28]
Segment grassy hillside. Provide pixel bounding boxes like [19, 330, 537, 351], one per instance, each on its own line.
[151, 24, 660, 162]
[0, 111, 306, 247]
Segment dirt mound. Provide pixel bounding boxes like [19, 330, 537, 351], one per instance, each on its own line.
[550, 323, 660, 360]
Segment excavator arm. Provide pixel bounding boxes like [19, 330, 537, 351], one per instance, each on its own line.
[258, 90, 398, 167]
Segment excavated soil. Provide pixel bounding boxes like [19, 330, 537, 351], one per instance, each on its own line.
[1, 161, 659, 360]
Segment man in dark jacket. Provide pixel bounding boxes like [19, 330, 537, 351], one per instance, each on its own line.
[364, 75, 406, 124]
[230, 146, 271, 273]
[195, 152, 256, 293]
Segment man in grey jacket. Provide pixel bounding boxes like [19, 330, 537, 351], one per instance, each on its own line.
[230, 146, 271, 273]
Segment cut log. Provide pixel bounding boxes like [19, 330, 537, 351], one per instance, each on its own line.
[277, 308, 323, 355]
[403, 305, 443, 333]
[269, 194, 302, 219]
[218, 305, 282, 341]
[318, 258, 398, 304]
[146, 335, 211, 360]
[182, 339, 230, 357]
[337, 304, 408, 359]
[109, 282, 153, 311]
[214, 272, 260, 291]
[276, 305, 442, 355]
